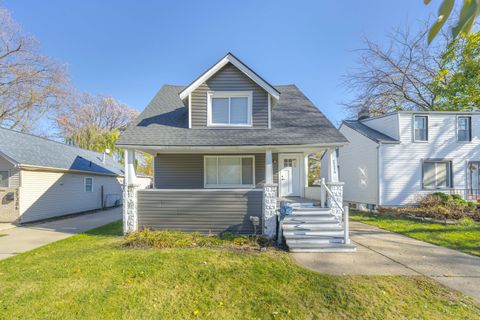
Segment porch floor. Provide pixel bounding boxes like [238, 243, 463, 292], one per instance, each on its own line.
[279, 196, 321, 206]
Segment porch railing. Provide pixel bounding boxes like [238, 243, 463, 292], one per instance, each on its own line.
[320, 178, 350, 245]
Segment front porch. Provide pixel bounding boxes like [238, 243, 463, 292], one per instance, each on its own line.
[123, 145, 353, 251]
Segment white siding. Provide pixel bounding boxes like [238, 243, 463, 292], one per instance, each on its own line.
[361, 113, 399, 140]
[338, 124, 379, 205]
[380, 113, 480, 206]
[0, 156, 20, 188]
[18, 170, 123, 223]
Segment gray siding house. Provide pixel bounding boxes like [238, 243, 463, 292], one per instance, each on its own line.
[117, 53, 355, 252]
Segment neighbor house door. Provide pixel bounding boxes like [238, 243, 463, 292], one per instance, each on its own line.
[279, 154, 302, 197]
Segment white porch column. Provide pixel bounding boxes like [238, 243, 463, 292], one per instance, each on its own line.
[327, 149, 339, 183]
[304, 153, 309, 188]
[263, 149, 277, 238]
[124, 149, 139, 234]
[265, 149, 273, 184]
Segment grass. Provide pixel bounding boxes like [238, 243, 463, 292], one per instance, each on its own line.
[124, 228, 273, 250]
[351, 210, 480, 256]
[0, 234, 6, 237]
[0, 221, 478, 319]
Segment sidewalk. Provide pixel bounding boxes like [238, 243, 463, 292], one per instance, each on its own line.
[292, 221, 480, 301]
[0, 207, 122, 260]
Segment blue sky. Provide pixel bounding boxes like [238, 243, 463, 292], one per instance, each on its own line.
[4, 1, 438, 125]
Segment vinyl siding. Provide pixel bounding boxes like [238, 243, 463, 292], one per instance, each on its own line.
[0, 156, 20, 188]
[191, 63, 269, 128]
[361, 113, 399, 140]
[18, 170, 123, 223]
[154, 153, 278, 189]
[338, 124, 379, 205]
[380, 113, 480, 206]
[137, 189, 263, 234]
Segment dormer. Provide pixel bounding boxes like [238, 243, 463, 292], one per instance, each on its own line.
[179, 53, 280, 129]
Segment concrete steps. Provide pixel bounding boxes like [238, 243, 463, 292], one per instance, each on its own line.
[281, 201, 356, 253]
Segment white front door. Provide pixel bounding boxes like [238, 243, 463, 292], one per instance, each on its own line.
[279, 154, 302, 197]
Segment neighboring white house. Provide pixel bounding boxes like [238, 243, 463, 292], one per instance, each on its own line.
[0, 128, 126, 223]
[338, 111, 480, 209]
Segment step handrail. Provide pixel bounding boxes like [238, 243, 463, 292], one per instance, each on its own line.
[320, 178, 344, 215]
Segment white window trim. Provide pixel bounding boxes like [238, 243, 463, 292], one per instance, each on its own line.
[268, 94, 272, 129]
[422, 160, 453, 190]
[84, 177, 94, 192]
[203, 155, 256, 188]
[413, 114, 429, 142]
[456, 115, 472, 142]
[207, 91, 253, 127]
[188, 93, 192, 128]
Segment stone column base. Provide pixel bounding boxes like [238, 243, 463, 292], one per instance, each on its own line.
[263, 184, 278, 238]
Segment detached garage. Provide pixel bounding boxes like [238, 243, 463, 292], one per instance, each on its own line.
[0, 127, 125, 223]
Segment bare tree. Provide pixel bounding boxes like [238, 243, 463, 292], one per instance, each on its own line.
[55, 92, 138, 152]
[0, 6, 69, 132]
[343, 26, 447, 116]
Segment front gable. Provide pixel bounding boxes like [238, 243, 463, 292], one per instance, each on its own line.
[190, 63, 270, 128]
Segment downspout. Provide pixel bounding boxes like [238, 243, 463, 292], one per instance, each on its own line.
[376, 143, 382, 207]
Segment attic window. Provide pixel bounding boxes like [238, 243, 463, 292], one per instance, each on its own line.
[207, 91, 252, 127]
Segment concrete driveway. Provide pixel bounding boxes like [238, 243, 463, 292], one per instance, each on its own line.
[0, 207, 122, 260]
[293, 221, 480, 302]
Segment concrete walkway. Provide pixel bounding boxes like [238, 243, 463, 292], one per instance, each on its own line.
[293, 221, 480, 301]
[0, 207, 122, 260]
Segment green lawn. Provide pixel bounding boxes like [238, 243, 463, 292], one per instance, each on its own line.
[0, 221, 479, 319]
[351, 210, 480, 256]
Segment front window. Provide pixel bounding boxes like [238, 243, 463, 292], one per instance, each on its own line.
[208, 92, 252, 126]
[0, 171, 8, 187]
[84, 177, 94, 192]
[414, 115, 428, 141]
[422, 160, 452, 189]
[204, 156, 255, 188]
[457, 116, 471, 142]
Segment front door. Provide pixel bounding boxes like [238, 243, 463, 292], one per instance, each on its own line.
[279, 154, 301, 197]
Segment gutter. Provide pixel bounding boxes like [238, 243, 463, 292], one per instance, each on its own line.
[18, 164, 122, 177]
[115, 142, 349, 150]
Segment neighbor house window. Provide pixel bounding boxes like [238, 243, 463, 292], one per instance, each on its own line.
[207, 91, 252, 126]
[457, 116, 471, 142]
[0, 171, 8, 188]
[422, 160, 452, 189]
[84, 177, 94, 192]
[204, 156, 255, 188]
[414, 115, 428, 141]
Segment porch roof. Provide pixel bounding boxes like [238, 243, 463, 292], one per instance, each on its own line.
[116, 85, 348, 148]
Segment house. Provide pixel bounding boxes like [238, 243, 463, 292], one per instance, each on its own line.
[338, 111, 480, 209]
[0, 128, 125, 223]
[117, 52, 356, 252]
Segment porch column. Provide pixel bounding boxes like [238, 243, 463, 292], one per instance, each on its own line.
[265, 149, 273, 184]
[263, 149, 277, 238]
[304, 153, 309, 188]
[327, 149, 339, 183]
[124, 149, 139, 234]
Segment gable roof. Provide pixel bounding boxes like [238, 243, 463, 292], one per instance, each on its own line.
[341, 120, 399, 144]
[116, 84, 348, 147]
[0, 128, 124, 176]
[179, 53, 280, 101]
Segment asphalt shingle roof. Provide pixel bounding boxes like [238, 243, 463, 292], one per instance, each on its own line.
[342, 120, 399, 143]
[0, 128, 124, 176]
[116, 85, 348, 147]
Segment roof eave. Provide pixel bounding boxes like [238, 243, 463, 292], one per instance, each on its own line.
[178, 53, 280, 101]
